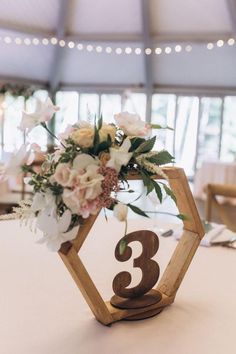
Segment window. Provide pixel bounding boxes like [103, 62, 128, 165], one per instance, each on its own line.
[27, 91, 49, 151]
[174, 96, 199, 177]
[79, 94, 99, 120]
[196, 97, 223, 168]
[122, 93, 147, 120]
[151, 94, 176, 152]
[100, 94, 121, 123]
[3, 94, 24, 152]
[55, 91, 79, 136]
[221, 97, 236, 162]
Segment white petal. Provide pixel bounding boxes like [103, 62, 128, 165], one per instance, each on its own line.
[58, 209, 72, 233]
[61, 225, 79, 242]
[31, 193, 46, 212]
[36, 209, 58, 235]
[120, 137, 131, 152]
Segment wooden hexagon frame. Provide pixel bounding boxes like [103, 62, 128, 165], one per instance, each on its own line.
[58, 167, 205, 325]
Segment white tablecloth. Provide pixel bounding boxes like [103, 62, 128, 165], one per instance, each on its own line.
[194, 161, 236, 201]
[0, 217, 236, 354]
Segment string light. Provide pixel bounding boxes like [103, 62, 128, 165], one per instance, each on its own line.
[105, 46, 112, 54]
[207, 43, 214, 50]
[96, 45, 103, 53]
[32, 38, 39, 45]
[59, 39, 65, 47]
[68, 41, 75, 49]
[175, 45, 182, 53]
[155, 47, 162, 54]
[4, 36, 12, 44]
[185, 45, 192, 52]
[145, 48, 152, 55]
[50, 37, 58, 45]
[0, 33, 235, 56]
[228, 38, 235, 46]
[86, 44, 93, 52]
[125, 47, 132, 54]
[42, 38, 49, 45]
[165, 46, 172, 54]
[15, 37, 22, 45]
[24, 38, 31, 46]
[77, 43, 83, 50]
[115, 47, 122, 54]
[217, 40, 224, 47]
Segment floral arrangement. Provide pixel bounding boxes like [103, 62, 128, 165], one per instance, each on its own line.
[1, 98, 181, 252]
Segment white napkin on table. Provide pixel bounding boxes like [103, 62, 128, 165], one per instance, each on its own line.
[174, 223, 227, 247]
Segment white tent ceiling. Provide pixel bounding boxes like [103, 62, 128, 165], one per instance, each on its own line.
[0, 0, 235, 92]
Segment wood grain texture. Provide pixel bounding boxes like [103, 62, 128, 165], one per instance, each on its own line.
[157, 230, 200, 297]
[205, 183, 236, 232]
[168, 169, 205, 238]
[112, 230, 160, 298]
[59, 247, 113, 325]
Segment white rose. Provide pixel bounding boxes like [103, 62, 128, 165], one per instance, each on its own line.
[114, 112, 151, 137]
[113, 203, 128, 221]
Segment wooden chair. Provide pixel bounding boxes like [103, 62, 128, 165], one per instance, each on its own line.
[205, 183, 236, 232]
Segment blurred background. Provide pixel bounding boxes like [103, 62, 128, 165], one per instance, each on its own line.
[0, 0, 235, 227]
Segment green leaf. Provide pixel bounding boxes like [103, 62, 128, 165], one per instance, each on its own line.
[93, 125, 100, 154]
[147, 150, 175, 166]
[177, 213, 190, 221]
[98, 115, 103, 130]
[119, 239, 127, 255]
[140, 170, 154, 195]
[162, 184, 177, 204]
[135, 136, 156, 154]
[152, 180, 163, 203]
[129, 137, 146, 151]
[127, 204, 149, 218]
[151, 124, 174, 131]
[95, 138, 112, 154]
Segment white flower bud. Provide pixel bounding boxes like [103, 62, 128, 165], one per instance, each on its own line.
[113, 203, 128, 221]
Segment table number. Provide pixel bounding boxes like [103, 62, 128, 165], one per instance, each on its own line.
[58, 167, 205, 325]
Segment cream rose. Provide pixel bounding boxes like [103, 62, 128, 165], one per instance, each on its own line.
[70, 127, 94, 148]
[114, 112, 151, 137]
[99, 124, 116, 142]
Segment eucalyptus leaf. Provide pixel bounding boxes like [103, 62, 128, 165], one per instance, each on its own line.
[128, 204, 149, 218]
[140, 170, 154, 195]
[152, 180, 163, 203]
[98, 115, 103, 130]
[147, 150, 175, 166]
[162, 184, 177, 204]
[135, 136, 156, 154]
[129, 137, 146, 151]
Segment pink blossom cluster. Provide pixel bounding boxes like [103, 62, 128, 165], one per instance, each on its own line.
[97, 166, 119, 208]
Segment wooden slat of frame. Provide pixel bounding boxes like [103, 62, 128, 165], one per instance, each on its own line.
[59, 247, 113, 325]
[72, 213, 100, 253]
[157, 230, 200, 297]
[127, 166, 182, 180]
[169, 169, 205, 237]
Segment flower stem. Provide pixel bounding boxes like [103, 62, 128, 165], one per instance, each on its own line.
[40, 123, 65, 147]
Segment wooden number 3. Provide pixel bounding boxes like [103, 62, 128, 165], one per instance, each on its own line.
[112, 230, 160, 299]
